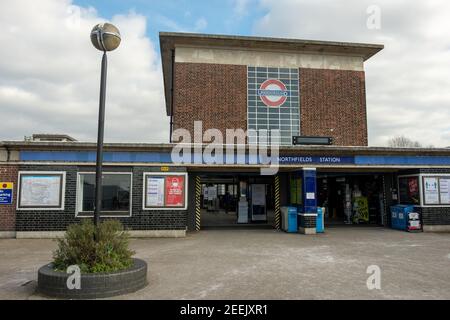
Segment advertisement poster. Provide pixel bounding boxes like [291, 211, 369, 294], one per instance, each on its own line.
[20, 175, 62, 207]
[439, 178, 450, 204]
[165, 176, 185, 207]
[146, 177, 165, 207]
[423, 177, 439, 204]
[408, 177, 418, 194]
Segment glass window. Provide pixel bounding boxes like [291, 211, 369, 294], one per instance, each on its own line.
[78, 173, 131, 215]
[248, 66, 300, 146]
[398, 176, 420, 205]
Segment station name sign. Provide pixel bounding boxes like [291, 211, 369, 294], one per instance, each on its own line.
[278, 156, 355, 164]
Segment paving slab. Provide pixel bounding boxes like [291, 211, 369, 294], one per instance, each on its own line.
[0, 227, 449, 300]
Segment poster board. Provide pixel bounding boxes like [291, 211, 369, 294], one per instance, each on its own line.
[146, 177, 165, 207]
[439, 178, 450, 204]
[423, 177, 439, 204]
[18, 172, 65, 209]
[165, 176, 185, 207]
[143, 173, 187, 210]
[251, 184, 266, 206]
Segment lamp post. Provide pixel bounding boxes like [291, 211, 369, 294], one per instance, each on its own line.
[90, 23, 121, 232]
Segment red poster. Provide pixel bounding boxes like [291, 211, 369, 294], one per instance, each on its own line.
[408, 177, 418, 194]
[165, 176, 185, 207]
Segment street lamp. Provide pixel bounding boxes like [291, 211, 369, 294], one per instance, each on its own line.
[90, 23, 121, 231]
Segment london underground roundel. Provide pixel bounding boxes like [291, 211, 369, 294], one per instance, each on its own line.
[258, 79, 288, 107]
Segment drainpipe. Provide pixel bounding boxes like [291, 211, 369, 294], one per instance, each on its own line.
[169, 49, 175, 143]
[5, 145, 11, 162]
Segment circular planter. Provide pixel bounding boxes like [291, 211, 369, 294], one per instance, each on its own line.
[37, 258, 147, 299]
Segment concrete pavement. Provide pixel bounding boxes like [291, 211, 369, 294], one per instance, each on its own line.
[0, 227, 449, 299]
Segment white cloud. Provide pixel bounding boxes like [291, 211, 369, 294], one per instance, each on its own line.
[156, 14, 208, 33]
[194, 17, 208, 31]
[253, 0, 450, 147]
[233, 0, 251, 18]
[0, 0, 168, 143]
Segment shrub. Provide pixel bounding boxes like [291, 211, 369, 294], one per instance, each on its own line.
[53, 220, 135, 273]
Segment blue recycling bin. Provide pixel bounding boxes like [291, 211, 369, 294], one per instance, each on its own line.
[390, 205, 415, 231]
[287, 207, 298, 233]
[316, 207, 324, 233]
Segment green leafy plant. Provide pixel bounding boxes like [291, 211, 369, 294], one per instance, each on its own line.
[53, 219, 135, 273]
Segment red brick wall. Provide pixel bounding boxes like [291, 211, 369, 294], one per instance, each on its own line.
[172, 62, 368, 146]
[0, 165, 18, 232]
[173, 62, 247, 139]
[299, 68, 368, 146]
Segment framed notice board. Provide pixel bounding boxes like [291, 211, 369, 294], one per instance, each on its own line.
[143, 172, 187, 210]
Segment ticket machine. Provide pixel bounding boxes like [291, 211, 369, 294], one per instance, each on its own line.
[251, 184, 267, 222]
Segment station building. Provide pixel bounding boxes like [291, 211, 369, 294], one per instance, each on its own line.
[1, 32, 450, 238]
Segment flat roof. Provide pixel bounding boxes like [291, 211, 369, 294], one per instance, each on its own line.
[31, 133, 77, 141]
[159, 32, 384, 115]
[2, 141, 449, 157]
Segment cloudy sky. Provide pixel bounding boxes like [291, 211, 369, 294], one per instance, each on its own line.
[1, 0, 449, 147]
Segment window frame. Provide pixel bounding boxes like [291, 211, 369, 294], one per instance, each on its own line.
[397, 174, 421, 206]
[142, 172, 188, 211]
[397, 173, 450, 207]
[17, 171, 66, 211]
[76, 172, 133, 218]
[421, 174, 450, 207]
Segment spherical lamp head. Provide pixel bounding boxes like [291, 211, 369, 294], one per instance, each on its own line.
[90, 23, 121, 52]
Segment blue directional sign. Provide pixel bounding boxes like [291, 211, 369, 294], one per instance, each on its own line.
[0, 182, 13, 205]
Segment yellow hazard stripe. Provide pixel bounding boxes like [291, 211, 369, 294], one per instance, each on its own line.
[274, 176, 281, 230]
[195, 176, 201, 231]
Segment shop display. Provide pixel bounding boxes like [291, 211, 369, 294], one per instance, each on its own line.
[352, 196, 369, 223]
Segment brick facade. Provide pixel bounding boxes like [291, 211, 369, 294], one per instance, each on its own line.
[15, 165, 188, 232]
[173, 62, 247, 139]
[0, 164, 18, 232]
[172, 62, 368, 146]
[299, 68, 368, 146]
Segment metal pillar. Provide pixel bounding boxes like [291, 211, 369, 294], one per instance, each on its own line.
[94, 51, 107, 231]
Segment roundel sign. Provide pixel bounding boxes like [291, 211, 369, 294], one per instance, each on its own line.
[257, 79, 288, 107]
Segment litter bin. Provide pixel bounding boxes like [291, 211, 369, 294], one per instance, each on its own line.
[316, 207, 325, 233]
[281, 206, 298, 233]
[288, 207, 298, 233]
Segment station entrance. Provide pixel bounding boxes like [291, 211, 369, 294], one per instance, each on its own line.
[196, 173, 276, 229]
[316, 172, 386, 227]
[191, 169, 394, 232]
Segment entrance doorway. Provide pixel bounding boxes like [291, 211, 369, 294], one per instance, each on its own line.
[317, 173, 385, 226]
[197, 174, 276, 229]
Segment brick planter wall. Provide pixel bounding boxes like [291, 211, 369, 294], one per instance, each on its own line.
[38, 258, 147, 299]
